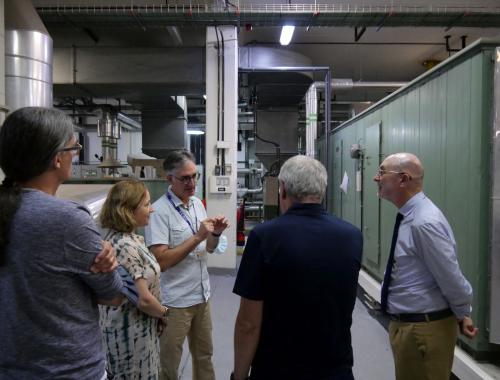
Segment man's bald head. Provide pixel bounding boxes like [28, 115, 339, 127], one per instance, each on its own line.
[375, 153, 425, 207]
[384, 153, 424, 185]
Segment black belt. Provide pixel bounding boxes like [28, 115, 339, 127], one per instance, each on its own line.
[389, 308, 453, 323]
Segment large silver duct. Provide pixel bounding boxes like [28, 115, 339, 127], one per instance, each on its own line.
[5, 0, 52, 112]
[141, 109, 187, 159]
[239, 46, 312, 168]
[239, 46, 313, 107]
[97, 111, 123, 170]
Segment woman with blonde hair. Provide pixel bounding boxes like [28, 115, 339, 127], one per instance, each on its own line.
[100, 179, 167, 379]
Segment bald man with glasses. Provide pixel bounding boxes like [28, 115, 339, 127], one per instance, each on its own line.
[374, 152, 477, 380]
[145, 150, 228, 380]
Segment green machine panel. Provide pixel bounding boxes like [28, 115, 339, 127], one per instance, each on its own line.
[320, 40, 500, 356]
[363, 123, 381, 269]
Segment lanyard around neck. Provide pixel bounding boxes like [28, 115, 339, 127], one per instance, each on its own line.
[166, 191, 197, 235]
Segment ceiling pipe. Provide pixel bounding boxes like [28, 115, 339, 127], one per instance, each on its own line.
[237, 187, 264, 196]
[350, 81, 407, 88]
[237, 168, 264, 175]
[167, 26, 183, 46]
[117, 111, 141, 130]
[314, 79, 407, 90]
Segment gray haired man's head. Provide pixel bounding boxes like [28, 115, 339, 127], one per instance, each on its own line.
[163, 150, 195, 174]
[278, 155, 328, 202]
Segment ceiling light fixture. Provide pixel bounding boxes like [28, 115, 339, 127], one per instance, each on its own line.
[187, 130, 205, 135]
[280, 25, 295, 46]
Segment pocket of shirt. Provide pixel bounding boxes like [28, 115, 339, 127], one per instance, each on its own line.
[170, 226, 191, 246]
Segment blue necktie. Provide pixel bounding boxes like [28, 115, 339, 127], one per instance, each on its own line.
[380, 212, 404, 313]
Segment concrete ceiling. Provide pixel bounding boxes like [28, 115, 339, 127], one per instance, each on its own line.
[32, 0, 500, 106]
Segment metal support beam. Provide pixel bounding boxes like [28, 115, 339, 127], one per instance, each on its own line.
[376, 13, 391, 31]
[355, 26, 367, 42]
[324, 69, 331, 211]
[82, 27, 99, 44]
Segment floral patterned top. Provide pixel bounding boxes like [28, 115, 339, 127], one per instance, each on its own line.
[100, 231, 162, 380]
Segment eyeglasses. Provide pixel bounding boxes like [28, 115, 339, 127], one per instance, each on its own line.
[376, 168, 422, 180]
[172, 172, 200, 184]
[376, 169, 406, 177]
[58, 142, 83, 153]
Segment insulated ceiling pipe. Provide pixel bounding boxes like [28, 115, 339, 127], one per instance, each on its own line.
[117, 112, 141, 130]
[350, 81, 408, 88]
[315, 79, 408, 90]
[5, 0, 53, 112]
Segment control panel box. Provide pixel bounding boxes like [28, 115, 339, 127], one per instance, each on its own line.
[210, 175, 231, 194]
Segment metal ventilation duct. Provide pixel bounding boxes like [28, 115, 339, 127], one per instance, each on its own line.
[255, 109, 299, 170]
[141, 109, 187, 159]
[5, 0, 52, 112]
[239, 46, 312, 107]
[239, 47, 312, 168]
[97, 111, 123, 169]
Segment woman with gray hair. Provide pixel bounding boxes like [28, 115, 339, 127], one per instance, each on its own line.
[0, 107, 123, 380]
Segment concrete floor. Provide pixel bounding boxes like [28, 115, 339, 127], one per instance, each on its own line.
[177, 268, 395, 380]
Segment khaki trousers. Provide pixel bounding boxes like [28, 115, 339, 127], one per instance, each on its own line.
[389, 315, 458, 380]
[159, 301, 215, 380]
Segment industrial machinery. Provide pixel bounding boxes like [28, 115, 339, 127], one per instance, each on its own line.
[318, 39, 500, 362]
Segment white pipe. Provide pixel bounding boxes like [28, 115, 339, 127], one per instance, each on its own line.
[351, 81, 408, 88]
[314, 79, 408, 90]
[237, 187, 263, 196]
[117, 112, 141, 130]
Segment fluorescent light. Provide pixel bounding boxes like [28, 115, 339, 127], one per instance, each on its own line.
[280, 25, 295, 46]
[187, 130, 205, 135]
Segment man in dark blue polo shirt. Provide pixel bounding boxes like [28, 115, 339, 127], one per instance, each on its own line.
[232, 155, 363, 380]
